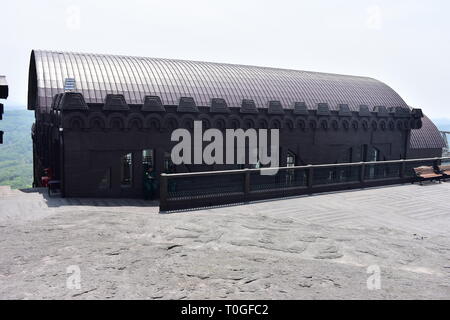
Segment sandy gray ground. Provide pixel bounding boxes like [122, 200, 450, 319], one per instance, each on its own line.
[0, 183, 449, 299]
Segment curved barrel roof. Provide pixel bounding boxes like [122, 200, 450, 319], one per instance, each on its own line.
[28, 50, 409, 112]
[27, 49, 445, 151]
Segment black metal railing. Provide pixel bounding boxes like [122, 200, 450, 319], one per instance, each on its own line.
[159, 157, 450, 211]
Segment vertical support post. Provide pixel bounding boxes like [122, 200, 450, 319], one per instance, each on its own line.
[400, 159, 406, 179]
[433, 158, 441, 183]
[433, 158, 440, 169]
[244, 169, 250, 202]
[307, 165, 314, 193]
[360, 162, 365, 185]
[159, 173, 168, 212]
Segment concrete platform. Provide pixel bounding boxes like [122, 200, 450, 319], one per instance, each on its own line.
[0, 183, 449, 299]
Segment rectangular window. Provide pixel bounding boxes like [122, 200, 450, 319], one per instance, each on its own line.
[286, 151, 296, 185]
[120, 153, 133, 186]
[287, 153, 296, 167]
[142, 149, 154, 172]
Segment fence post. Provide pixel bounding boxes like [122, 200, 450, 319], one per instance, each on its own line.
[360, 162, 365, 185]
[244, 169, 250, 202]
[307, 165, 314, 193]
[433, 157, 440, 169]
[400, 159, 406, 179]
[159, 173, 168, 212]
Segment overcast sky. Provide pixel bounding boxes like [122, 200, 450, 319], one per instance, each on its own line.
[1, 0, 449, 120]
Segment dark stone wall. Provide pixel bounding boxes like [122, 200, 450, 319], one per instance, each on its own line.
[56, 105, 419, 197]
[30, 92, 436, 197]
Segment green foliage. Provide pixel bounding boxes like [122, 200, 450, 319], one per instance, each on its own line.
[0, 109, 34, 189]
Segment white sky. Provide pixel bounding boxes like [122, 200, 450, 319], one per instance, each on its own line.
[1, 0, 449, 119]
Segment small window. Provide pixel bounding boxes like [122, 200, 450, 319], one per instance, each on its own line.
[369, 148, 379, 162]
[286, 151, 296, 185]
[287, 151, 296, 167]
[120, 153, 133, 186]
[142, 149, 154, 172]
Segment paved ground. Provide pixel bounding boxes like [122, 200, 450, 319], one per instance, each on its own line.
[0, 183, 449, 299]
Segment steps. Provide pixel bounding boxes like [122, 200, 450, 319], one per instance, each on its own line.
[0, 186, 22, 197]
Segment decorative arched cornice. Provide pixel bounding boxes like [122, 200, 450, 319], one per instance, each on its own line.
[63, 112, 88, 130]
[88, 112, 107, 131]
[162, 114, 180, 131]
[242, 116, 256, 129]
[144, 113, 163, 131]
[269, 116, 284, 129]
[126, 113, 145, 130]
[212, 115, 228, 130]
[107, 112, 126, 130]
[228, 114, 243, 129]
[180, 114, 196, 130]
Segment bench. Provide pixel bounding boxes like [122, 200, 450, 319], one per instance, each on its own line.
[413, 166, 443, 185]
[438, 165, 450, 181]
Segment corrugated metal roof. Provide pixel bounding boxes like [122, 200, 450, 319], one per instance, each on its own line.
[28, 50, 445, 151]
[409, 116, 446, 149]
[28, 50, 410, 112]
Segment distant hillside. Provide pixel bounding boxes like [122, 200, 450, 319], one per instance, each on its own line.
[0, 109, 34, 189]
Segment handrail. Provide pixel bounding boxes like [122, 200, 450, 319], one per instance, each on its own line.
[160, 157, 450, 179]
[159, 156, 450, 211]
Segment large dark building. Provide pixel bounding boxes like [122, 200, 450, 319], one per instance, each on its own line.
[28, 50, 446, 197]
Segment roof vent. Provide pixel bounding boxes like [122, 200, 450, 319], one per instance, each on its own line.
[177, 97, 199, 113]
[60, 92, 89, 111]
[338, 104, 352, 117]
[317, 103, 330, 116]
[359, 105, 372, 117]
[142, 96, 165, 112]
[240, 99, 258, 114]
[210, 98, 230, 113]
[293, 102, 308, 115]
[103, 94, 129, 111]
[63, 78, 76, 92]
[268, 101, 284, 115]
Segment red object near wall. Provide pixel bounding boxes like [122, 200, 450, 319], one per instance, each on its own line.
[41, 168, 53, 187]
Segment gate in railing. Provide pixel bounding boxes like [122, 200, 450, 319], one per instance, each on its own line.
[159, 157, 450, 211]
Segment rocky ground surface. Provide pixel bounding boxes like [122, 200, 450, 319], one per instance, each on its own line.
[0, 183, 449, 299]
